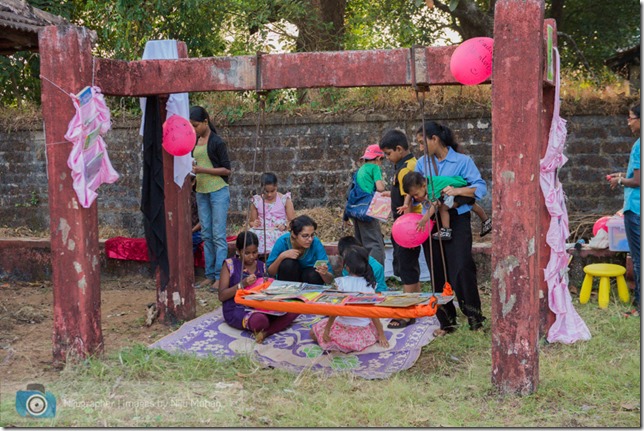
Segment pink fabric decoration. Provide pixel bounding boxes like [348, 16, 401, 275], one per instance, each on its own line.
[539, 49, 591, 344]
[65, 86, 119, 208]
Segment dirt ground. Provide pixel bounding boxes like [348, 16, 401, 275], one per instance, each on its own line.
[0, 275, 216, 392]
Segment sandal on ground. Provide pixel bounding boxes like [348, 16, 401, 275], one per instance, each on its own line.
[432, 328, 448, 338]
[623, 309, 640, 318]
[480, 218, 492, 237]
[195, 278, 215, 289]
[432, 326, 457, 337]
[387, 318, 416, 329]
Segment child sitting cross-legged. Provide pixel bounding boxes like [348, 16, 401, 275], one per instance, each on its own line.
[218, 231, 298, 344]
[310, 246, 389, 353]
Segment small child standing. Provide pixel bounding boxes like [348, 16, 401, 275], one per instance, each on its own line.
[218, 231, 298, 344]
[310, 246, 389, 353]
[345, 144, 387, 266]
[249, 172, 296, 255]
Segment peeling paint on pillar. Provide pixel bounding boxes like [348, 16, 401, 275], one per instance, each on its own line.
[68, 239, 76, 251]
[58, 218, 71, 246]
[527, 237, 535, 257]
[172, 291, 182, 306]
[78, 275, 86, 294]
[493, 255, 519, 318]
[501, 171, 515, 183]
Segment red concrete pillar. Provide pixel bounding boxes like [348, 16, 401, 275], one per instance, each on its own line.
[156, 41, 196, 324]
[39, 25, 103, 362]
[490, 0, 545, 394]
[539, 19, 558, 337]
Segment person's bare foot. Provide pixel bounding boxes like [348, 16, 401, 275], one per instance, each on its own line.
[209, 279, 220, 293]
[255, 331, 266, 344]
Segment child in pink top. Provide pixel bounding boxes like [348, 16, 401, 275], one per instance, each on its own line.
[250, 172, 296, 255]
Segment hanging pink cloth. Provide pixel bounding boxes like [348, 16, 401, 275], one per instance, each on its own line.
[65, 86, 119, 208]
[540, 48, 591, 344]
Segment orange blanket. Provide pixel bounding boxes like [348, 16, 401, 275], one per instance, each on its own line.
[235, 280, 451, 318]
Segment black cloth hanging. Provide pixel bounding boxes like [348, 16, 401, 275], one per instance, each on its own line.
[141, 96, 169, 291]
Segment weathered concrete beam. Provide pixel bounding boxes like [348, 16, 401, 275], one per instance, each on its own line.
[93, 46, 459, 96]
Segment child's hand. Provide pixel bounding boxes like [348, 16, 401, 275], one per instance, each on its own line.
[251, 219, 262, 228]
[315, 263, 329, 276]
[396, 204, 408, 215]
[378, 333, 389, 348]
[380, 191, 391, 197]
[416, 214, 430, 232]
[242, 274, 257, 288]
[277, 224, 287, 231]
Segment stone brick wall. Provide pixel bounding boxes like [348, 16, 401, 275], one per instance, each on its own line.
[0, 112, 631, 236]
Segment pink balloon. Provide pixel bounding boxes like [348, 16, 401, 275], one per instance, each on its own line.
[450, 37, 494, 86]
[391, 213, 434, 249]
[162, 115, 196, 156]
[593, 216, 611, 236]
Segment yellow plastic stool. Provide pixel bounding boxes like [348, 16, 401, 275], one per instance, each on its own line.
[579, 263, 629, 309]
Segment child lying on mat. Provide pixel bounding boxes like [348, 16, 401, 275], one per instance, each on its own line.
[310, 246, 389, 353]
[218, 231, 298, 344]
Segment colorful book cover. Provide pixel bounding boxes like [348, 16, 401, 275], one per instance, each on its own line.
[375, 296, 425, 308]
[344, 295, 385, 305]
[366, 192, 392, 221]
[312, 293, 350, 304]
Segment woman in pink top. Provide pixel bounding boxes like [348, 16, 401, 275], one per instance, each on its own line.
[249, 172, 296, 255]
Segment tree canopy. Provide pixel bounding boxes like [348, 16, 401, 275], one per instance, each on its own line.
[1, 0, 639, 106]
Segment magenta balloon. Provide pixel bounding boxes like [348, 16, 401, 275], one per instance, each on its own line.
[391, 213, 434, 249]
[592, 216, 611, 236]
[162, 115, 196, 157]
[450, 37, 494, 86]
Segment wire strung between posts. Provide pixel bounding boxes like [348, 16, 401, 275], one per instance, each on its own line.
[241, 52, 270, 281]
[415, 90, 450, 292]
[410, 45, 450, 295]
[40, 75, 72, 96]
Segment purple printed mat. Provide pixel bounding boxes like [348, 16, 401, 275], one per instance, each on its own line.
[150, 308, 439, 379]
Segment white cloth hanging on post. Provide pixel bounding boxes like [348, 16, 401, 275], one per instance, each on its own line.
[139, 40, 192, 187]
[540, 47, 591, 344]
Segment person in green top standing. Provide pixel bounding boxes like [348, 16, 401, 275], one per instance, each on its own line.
[190, 106, 232, 291]
[349, 144, 387, 265]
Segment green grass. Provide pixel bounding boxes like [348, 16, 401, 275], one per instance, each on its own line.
[1, 289, 640, 427]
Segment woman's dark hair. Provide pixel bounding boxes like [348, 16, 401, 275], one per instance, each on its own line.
[402, 171, 427, 194]
[189, 106, 217, 134]
[630, 104, 640, 119]
[236, 230, 259, 250]
[289, 215, 317, 235]
[342, 246, 376, 289]
[415, 120, 458, 152]
[379, 128, 409, 151]
[260, 172, 278, 187]
[337, 236, 361, 257]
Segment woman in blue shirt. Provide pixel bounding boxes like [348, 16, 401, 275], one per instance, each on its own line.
[266, 215, 334, 285]
[414, 120, 488, 336]
[608, 104, 640, 317]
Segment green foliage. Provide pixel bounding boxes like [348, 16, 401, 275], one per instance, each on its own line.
[555, 0, 641, 70]
[1, 0, 638, 108]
